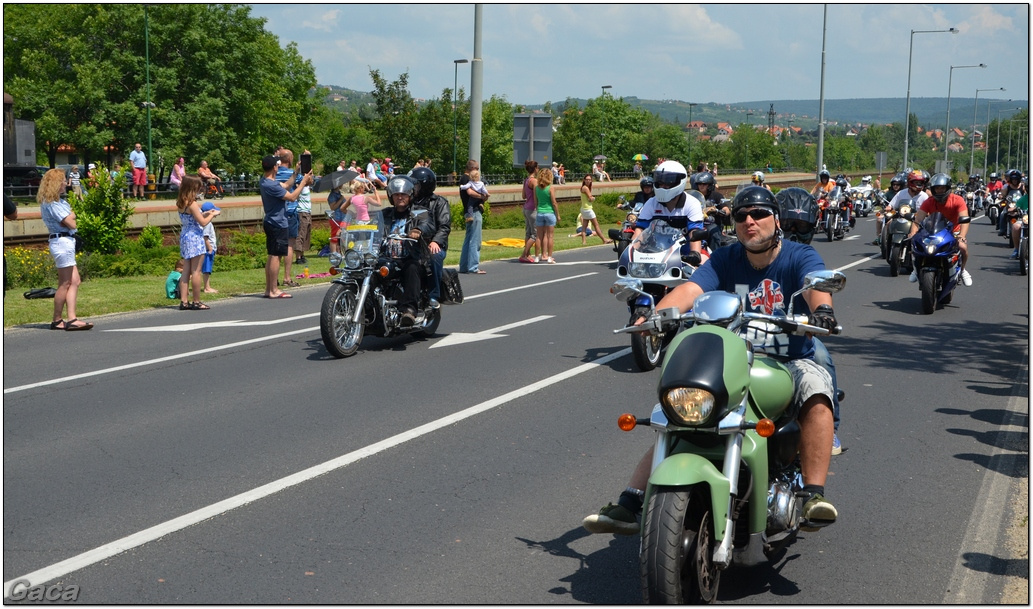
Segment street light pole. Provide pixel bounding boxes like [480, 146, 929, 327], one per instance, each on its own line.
[451, 58, 468, 176]
[943, 64, 985, 164]
[904, 27, 958, 169]
[984, 99, 1012, 176]
[600, 85, 612, 160]
[971, 87, 1004, 172]
[687, 102, 697, 169]
[144, 4, 152, 175]
[746, 112, 753, 170]
[995, 108, 1021, 173]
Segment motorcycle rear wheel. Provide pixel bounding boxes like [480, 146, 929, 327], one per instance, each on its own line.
[888, 244, 901, 277]
[640, 487, 720, 604]
[919, 269, 937, 315]
[630, 307, 663, 371]
[320, 283, 364, 358]
[413, 308, 441, 338]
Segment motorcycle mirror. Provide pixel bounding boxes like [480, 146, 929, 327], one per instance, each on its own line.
[801, 270, 847, 294]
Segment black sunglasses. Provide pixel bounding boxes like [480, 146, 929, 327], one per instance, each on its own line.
[733, 208, 775, 223]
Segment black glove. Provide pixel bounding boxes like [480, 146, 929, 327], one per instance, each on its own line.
[809, 304, 837, 332]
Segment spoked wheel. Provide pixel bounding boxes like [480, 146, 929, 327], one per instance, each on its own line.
[413, 307, 441, 338]
[919, 269, 937, 315]
[641, 487, 720, 604]
[320, 283, 364, 358]
[630, 307, 663, 371]
[888, 244, 901, 277]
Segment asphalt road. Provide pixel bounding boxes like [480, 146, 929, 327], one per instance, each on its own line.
[3, 212, 1028, 603]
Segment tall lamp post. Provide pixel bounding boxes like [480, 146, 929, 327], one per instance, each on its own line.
[687, 102, 697, 169]
[451, 58, 468, 176]
[144, 4, 153, 175]
[971, 87, 1004, 172]
[943, 64, 985, 164]
[904, 27, 958, 169]
[984, 99, 1012, 176]
[996, 108, 1021, 174]
[745, 112, 753, 170]
[600, 85, 612, 160]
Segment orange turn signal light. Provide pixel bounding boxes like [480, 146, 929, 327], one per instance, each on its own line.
[617, 413, 638, 431]
[755, 418, 775, 437]
[378, 266, 390, 277]
[329, 267, 338, 276]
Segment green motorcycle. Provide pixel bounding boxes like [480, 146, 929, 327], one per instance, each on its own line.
[614, 269, 846, 603]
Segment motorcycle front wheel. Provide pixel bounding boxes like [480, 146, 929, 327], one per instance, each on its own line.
[320, 283, 364, 358]
[1019, 240, 1028, 276]
[630, 307, 663, 371]
[640, 486, 720, 604]
[888, 244, 902, 277]
[919, 269, 938, 315]
[988, 208, 998, 225]
[826, 220, 834, 242]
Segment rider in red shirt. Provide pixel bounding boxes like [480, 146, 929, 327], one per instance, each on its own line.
[912, 173, 972, 286]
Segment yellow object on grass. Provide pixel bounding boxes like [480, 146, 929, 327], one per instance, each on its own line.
[482, 238, 526, 248]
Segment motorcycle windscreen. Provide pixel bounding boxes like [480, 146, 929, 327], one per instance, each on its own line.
[919, 211, 951, 234]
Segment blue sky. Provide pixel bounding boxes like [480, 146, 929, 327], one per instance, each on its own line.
[249, 3, 1029, 106]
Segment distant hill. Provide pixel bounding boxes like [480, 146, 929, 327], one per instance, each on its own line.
[314, 84, 1024, 132]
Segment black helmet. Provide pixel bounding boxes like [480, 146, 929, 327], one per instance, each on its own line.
[694, 171, 716, 190]
[1006, 169, 1022, 183]
[776, 187, 819, 244]
[639, 176, 654, 190]
[969, 174, 980, 180]
[835, 177, 849, 190]
[891, 172, 906, 187]
[929, 173, 952, 203]
[732, 185, 780, 216]
[410, 166, 436, 198]
[818, 169, 830, 180]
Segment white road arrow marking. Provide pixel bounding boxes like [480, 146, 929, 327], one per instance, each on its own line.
[429, 315, 554, 349]
[105, 312, 320, 332]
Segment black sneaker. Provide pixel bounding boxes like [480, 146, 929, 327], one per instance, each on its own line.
[297, 256, 308, 264]
[399, 309, 416, 328]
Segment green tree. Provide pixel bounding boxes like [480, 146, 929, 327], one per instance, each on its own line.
[368, 69, 419, 165]
[3, 4, 317, 176]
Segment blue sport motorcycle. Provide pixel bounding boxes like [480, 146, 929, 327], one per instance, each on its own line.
[910, 211, 971, 314]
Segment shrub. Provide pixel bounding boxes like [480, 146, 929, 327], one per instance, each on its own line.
[310, 227, 330, 252]
[70, 165, 133, 254]
[138, 225, 164, 249]
[4, 246, 56, 288]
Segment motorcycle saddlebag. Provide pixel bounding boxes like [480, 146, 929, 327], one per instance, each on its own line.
[439, 267, 464, 304]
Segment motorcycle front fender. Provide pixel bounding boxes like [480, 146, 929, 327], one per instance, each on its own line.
[648, 453, 732, 540]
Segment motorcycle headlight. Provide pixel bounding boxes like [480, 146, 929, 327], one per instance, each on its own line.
[627, 213, 638, 223]
[1023, 214, 1029, 225]
[900, 205, 911, 215]
[344, 249, 363, 269]
[661, 388, 715, 426]
[629, 262, 666, 278]
[328, 251, 343, 268]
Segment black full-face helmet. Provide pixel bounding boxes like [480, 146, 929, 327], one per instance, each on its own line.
[640, 176, 654, 191]
[776, 187, 819, 244]
[410, 166, 436, 198]
[928, 173, 952, 203]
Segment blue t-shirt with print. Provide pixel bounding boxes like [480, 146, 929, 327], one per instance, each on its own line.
[689, 239, 825, 359]
[276, 167, 299, 214]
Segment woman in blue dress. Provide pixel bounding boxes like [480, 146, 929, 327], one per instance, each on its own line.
[176, 175, 220, 310]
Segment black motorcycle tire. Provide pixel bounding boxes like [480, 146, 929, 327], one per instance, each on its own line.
[888, 244, 901, 277]
[640, 486, 720, 604]
[320, 282, 364, 358]
[413, 307, 441, 339]
[630, 307, 663, 371]
[1019, 240, 1028, 276]
[988, 207, 998, 225]
[904, 248, 914, 273]
[826, 220, 834, 242]
[919, 269, 937, 315]
[616, 239, 630, 259]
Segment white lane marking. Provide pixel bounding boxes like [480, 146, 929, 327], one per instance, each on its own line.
[835, 255, 881, 271]
[463, 272, 598, 300]
[843, 234, 860, 240]
[5, 273, 599, 394]
[429, 315, 553, 348]
[105, 313, 320, 333]
[2, 346, 633, 597]
[2, 328, 315, 395]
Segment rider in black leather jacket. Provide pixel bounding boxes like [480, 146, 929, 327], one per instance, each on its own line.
[410, 167, 451, 303]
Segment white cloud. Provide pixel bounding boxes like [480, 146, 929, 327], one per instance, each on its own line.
[300, 9, 340, 33]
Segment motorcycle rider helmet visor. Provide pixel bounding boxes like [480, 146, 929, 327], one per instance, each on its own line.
[652, 171, 686, 190]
